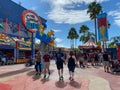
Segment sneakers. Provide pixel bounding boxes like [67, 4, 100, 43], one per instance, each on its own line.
[59, 76, 64, 81]
[71, 78, 74, 81]
[39, 73, 41, 75]
[61, 76, 63, 80]
[36, 72, 38, 75]
[48, 72, 50, 75]
[69, 77, 71, 80]
[44, 75, 46, 79]
[69, 77, 74, 81]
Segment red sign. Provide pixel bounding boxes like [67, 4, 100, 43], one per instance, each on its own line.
[118, 46, 120, 60]
[21, 10, 42, 33]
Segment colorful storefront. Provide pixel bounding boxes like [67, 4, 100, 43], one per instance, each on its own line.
[0, 0, 46, 64]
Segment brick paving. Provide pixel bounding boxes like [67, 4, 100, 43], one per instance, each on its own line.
[0, 61, 120, 90]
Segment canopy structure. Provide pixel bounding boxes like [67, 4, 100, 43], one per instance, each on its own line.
[79, 38, 101, 49]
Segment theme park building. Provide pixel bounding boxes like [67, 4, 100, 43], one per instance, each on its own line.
[0, 0, 46, 64]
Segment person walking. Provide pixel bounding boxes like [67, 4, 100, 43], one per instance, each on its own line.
[78, 52, 84, 68]
[35, 50, 42, 75]
[94, 51, 99, 66]
[43, 51, 51, 79]
[66, 51, 77, 81]
[83, 53, 88, 68]
[98, 52, 103, 66]
[89, 51, 95, 66]
[55, 48, 65, 81]
[103, 51, 110, 72]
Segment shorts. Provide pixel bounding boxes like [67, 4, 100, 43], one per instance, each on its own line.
[44, 62, 50, 69]
[103, 61, 109, 67]
[56, 61, 63, 70]
[91, 58, 94, 62]
[68, 65, 75, 72]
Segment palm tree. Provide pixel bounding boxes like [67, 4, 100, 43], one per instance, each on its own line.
[79, 25, 89, 35]
[79, 25, 88, 43]
[108, 36, 120, 48]
[87, 1, 102, 43]
[67, 27, 79, 49]
[74, 30, 79, 49]
[86, 32, 95, 42]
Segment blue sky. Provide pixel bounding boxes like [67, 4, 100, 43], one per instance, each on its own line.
[12, 0, 120, 48]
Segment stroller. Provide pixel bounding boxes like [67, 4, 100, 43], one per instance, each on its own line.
[110, 60, 120, 73]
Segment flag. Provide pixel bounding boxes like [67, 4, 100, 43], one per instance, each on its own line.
[97, 13, 108, 41]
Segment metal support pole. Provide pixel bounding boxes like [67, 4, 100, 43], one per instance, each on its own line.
[31, 33, 35, 64]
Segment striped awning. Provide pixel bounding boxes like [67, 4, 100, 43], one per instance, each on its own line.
[79, 38, 99, 49]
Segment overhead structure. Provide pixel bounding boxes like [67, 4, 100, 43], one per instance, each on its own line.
[79, 38, 101, 50]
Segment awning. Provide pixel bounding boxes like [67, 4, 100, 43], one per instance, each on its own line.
[19, 48, 31, 51]
[0, 44, 14, 50]
[79, 38, 101, 49]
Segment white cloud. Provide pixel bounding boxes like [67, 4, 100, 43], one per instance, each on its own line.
[55, 38, 63, 43]
[56, 44, 65, 47]
[44, 0, 108, 24]
[56, 44, 69, 48]
[52, 29, 62, 33]
[48, 8, 90, 24]
[35, 38, 41, 44]
[108, 10, 120, 26]
[30, 6, 37, 10]
[116, 2, 120, 6]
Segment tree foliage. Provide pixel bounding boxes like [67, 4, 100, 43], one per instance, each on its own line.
[87, 1, 102, 43]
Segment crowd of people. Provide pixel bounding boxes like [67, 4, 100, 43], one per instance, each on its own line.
[34, 48, 77, 81]
[33, 48, 120, 81]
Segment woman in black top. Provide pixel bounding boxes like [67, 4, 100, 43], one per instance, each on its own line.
[67, 51, 77, 81]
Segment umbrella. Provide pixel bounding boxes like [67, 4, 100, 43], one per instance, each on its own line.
[0, 24, 4, 29]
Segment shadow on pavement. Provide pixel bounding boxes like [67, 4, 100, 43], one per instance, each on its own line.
[26, 69, 54, 81]
[27, 70, 36, 76]
[41, 78, 50, 84]
[69, 80, 81, 88]
[110, 72, 120, 76]
[27, 69, 54, 76]
[32, 75, 41, 81]
[0, 68, 32, 78]
[55, 81, 67, 88]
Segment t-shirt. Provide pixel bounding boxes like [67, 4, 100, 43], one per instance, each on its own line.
[90, 53, 94, 58]
[36, 53, 41, 62]
[43, 54, 50, 62]
[55, 52, 64, 62]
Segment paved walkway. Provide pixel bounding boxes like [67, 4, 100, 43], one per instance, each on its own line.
[0, 61, 120, 90]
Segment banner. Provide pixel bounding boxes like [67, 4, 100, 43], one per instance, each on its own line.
[97, 13, 108, 41]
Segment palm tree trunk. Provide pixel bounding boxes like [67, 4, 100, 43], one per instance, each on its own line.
[70, 39, 72, 49]
[94, 18, 97, 43]
[75, 39, 77, 49]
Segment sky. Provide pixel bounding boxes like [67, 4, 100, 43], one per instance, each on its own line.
[12, 0, 120, 48]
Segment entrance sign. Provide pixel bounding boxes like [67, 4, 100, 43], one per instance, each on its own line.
[21, 10, 41, 33]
